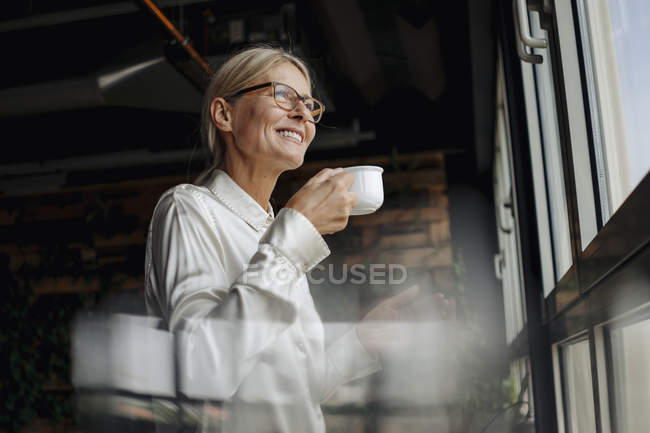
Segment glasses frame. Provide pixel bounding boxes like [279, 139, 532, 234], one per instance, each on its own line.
[230, 81, 325, 123]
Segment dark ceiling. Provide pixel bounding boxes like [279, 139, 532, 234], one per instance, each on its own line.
[0, 0, 496, 194]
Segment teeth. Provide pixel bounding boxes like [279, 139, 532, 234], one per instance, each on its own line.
[278, 130, 302, 142]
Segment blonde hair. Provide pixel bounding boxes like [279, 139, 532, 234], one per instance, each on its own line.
[196, 45, 312, 182]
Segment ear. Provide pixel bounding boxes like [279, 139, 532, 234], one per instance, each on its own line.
[210, 97, 234, 133]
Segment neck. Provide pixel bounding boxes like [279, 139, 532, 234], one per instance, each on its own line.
[223, 153, 281, 213]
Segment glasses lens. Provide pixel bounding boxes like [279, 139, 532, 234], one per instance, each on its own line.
[273, 83, 324, 123]
[273, 83, 296, 110]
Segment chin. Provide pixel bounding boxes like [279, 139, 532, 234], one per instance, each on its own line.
[293, 156, 306, 168]
[280, 154, 306, 171]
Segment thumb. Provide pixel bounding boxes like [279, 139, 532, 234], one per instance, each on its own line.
[386, 284, 420, 308]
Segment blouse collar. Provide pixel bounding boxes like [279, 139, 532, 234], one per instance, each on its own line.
[203, 169, 275, 232]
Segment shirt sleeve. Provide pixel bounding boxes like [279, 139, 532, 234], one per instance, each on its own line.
[146, 187, 330, 400]
[320, 327, 382, 402]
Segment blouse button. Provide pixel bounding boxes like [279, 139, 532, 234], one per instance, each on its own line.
[296, 341, 306, 352]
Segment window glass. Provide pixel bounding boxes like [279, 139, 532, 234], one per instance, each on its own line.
[518, 15, 572, 286]
[560, 338, 597, 433]
[608, 317, 650, 433]
[577, 0, 650, 220]
[550, 4, 600, 250]
[518, 50, 555, 297]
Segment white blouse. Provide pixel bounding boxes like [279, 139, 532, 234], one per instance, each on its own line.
[144, 169, 380, 433]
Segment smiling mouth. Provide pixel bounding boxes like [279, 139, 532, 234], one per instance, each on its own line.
[276, 129, 304, 143]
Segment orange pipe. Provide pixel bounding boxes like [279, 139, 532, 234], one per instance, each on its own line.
[141, 0, 214, 77]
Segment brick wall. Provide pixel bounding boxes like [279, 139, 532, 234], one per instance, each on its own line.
[1, 151, 452, 433]
[2, 152, 450, 296]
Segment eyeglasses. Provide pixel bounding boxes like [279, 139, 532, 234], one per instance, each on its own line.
[230, 81, 325, 123]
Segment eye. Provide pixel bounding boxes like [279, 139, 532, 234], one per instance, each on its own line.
[275, 85, 295, 103]
[304, 99, 316, 111]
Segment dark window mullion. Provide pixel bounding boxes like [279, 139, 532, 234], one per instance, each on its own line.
[603, 326, 619, 433]
[587, 326, 603, 433]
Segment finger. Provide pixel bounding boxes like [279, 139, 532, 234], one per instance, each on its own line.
[347, 191, 359, 208]
[306, 167, 344, 186]
[329, 171, 355, 190]
[432, 293, 450, 308]
[386, 284, 420, 308]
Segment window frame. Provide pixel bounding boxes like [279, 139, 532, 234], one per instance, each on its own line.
[526, 0, 650, 328]
[495, 51, 528, 343]
[496, 1, 650, 433]
[556, 334, 597, 433]
[496, 2, 560, 432]
[601, 308, 650, 433]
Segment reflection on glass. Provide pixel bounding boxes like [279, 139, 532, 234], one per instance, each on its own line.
[561, 338, 596, 433]
[579, 0, 650, 219]
[609, 317, 650, 433]
[71, 313, 468, 433]
[510, 357, 534, 420]
[528, 12, 573, 281]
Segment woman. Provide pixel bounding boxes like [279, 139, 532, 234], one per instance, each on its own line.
[144, 46, 423, 433]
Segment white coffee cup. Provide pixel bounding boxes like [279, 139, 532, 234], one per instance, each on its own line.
[343, 165, 384, 215]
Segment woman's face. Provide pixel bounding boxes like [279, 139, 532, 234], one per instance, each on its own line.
[227, 62, 316, 172]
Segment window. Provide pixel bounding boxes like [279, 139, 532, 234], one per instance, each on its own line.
[551, 2, 599, 250]
[501, 1, 650, 432]
[518, 15, 572, 294]
[576, 0, 650, 221]
[529, 11, 576, 277]
[557, 337, 597, 433]
[605, 314, 650, 433]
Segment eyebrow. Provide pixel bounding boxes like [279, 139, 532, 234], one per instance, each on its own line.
[231, 82, 273, 97]
[232, 82, 313, 99]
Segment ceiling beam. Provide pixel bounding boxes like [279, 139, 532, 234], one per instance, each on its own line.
[308, 0, 386, 105]
[395, 15, 446, 101]
[0, 0, 211, 33]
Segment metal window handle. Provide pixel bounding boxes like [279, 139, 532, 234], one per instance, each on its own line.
[516, 0, 548, 49]
[503, 187, 513, 211]
[497, 187, 514, 233]
[498, 205, 513, 233]
[512, 1, 543, 64]
[494, 253, 505, 280]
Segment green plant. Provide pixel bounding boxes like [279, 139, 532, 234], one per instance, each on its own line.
[0, 268, 94, 433]
[0, 186, 151, 432]
[1, 273, 41, 432]
[0, 227, 118, 433]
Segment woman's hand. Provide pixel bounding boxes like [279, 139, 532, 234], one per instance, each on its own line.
[285, 168, 359, 235]
[355, 285, 454, 357]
